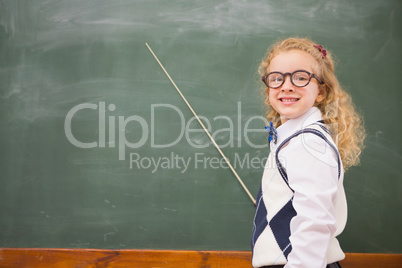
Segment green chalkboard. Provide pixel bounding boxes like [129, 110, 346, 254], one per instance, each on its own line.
[0, 0, 401, 253]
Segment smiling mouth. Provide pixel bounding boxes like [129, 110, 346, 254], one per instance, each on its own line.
[280, 98, 299, 102]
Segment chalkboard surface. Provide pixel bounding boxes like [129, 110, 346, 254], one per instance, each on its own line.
[0, 0, 401, 253]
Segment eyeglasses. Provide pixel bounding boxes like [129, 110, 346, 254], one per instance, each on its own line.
[262, 70, 324, 89]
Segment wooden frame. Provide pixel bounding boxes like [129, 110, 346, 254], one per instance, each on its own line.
[0, 248, 401, 267]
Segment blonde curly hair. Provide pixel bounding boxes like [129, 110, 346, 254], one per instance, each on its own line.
[259, 37, 365, 170]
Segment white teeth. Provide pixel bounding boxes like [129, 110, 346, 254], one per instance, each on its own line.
[281, 98, 298, 102]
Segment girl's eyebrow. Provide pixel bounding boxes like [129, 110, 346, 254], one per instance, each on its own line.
[268, 68, 313, 73]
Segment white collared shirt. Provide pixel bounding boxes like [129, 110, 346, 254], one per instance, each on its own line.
[273, 107, 346, 268]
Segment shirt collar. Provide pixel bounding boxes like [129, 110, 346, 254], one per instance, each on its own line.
[275, 107, 323, 146]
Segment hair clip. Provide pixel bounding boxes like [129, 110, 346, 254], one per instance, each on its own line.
[314, 44, 327, 59]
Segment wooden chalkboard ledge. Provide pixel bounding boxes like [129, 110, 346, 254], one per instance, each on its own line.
[0, 248, 401, 268]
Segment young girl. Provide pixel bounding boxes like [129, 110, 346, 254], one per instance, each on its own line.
[251, 37, 365, 268]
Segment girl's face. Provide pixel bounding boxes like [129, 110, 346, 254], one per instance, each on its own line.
[268, 50, 324, 124]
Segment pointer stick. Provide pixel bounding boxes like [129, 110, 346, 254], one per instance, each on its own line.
[145, 43, 256, 205]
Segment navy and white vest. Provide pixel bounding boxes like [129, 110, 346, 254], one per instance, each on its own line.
[251, 123, 345, 267]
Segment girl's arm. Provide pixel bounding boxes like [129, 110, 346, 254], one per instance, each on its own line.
[283, 134, 339, 268]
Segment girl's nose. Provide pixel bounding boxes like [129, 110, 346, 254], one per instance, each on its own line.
[280, 76, 295, 92]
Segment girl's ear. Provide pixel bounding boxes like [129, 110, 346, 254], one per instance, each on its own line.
[266, 88, 271, 105]
[316, 85, 326, 103]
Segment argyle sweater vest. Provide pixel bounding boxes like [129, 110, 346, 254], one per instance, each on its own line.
[251, 123, 342, 267]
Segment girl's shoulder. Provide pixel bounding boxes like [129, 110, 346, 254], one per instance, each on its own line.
[278, 122, 335, 151]
[277, 122, 342, 178]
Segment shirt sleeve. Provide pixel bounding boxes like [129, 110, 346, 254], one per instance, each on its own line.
[281, 133, 339, 268]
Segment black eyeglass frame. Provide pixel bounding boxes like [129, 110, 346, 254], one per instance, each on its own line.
[261, 69, 324, 89]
